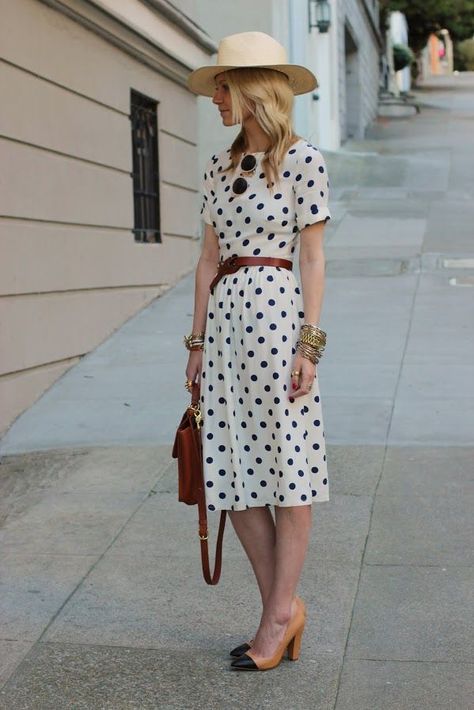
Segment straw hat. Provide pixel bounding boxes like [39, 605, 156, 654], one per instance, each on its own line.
[187, 31, 318, 96]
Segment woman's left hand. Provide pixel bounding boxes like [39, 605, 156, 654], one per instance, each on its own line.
[288, 351, 316, 400]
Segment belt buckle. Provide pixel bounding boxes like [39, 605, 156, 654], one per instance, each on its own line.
[220, 255, 238, 270]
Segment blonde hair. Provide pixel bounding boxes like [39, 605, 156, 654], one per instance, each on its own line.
[223, 67, 300, 186]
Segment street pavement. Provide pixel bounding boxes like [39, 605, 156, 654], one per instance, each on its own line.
[0, 73, 473, 709]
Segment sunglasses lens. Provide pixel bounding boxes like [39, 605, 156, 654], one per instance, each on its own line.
[232, 177, 248, 195]
[241, 154, 257, 172]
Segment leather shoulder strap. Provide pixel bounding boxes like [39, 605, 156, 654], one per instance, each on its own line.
[198, 508, 226, 585]
[193, 380, 226, 585]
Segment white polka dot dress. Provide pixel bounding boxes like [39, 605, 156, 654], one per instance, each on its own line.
[200, 138, 331, 512]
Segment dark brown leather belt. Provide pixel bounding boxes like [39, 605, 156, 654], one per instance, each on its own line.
[209, 255, 293, 294]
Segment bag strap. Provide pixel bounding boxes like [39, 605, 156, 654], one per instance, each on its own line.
[191, 381, 227, 585]
[198, 505, 226, 585]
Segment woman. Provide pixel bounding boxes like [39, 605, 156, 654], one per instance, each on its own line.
[185, 31, 330, 672]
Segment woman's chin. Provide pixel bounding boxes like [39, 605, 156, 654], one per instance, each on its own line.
[221, 115, 235, 126]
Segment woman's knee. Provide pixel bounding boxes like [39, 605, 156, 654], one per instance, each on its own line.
[275, 504, 312, 527]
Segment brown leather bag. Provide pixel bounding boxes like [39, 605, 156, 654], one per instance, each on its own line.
[172, 381, 226, 585]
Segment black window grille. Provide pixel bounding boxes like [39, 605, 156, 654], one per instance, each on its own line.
[130, 90, 161, 243]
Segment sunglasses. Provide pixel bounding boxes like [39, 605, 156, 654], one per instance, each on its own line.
[232, 154, 257, 195]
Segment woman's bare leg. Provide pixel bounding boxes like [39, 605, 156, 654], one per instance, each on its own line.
[228, 506, 276, 603]
[249, 504, 312, 657]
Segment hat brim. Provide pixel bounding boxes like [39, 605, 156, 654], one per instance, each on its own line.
[187, 64, 318, 96]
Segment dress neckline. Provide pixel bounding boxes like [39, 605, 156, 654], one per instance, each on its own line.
[242, 138, 305, 157]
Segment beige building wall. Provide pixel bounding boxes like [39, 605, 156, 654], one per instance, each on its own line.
[0, 0, 214, 434]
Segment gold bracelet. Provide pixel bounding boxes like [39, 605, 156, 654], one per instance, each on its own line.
[299, 338, 325, 352]
[298, 341, 320, 355]
[301, 325, 326, 336]
[296, 341, 321, 364]
[300, 337, 325, 348]
[297, 338, 325, 358]
[301, 324, 326, 338]
[301, 323, 326, 335]
[184, 332, 205, 351]
[299, 325, 326, 349]
[302, 322, 326, 335]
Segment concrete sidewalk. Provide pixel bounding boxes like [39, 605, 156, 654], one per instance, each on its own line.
[1, 73, 473, 709]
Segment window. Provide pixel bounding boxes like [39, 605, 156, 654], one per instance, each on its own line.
[130, 90, 161, 243]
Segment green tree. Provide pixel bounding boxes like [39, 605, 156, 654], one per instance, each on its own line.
[457, 38, 474, 68]
[380, 0, 474, 53]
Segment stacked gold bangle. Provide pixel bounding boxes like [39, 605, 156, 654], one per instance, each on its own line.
[296, 323, 327, 365]
[184, 331, 205, 351]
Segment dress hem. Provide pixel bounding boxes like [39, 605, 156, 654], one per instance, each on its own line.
[207, 495, 330, 512]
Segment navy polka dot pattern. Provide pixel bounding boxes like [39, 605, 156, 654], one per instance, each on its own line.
[201, 138, 330, 242]
[199, 139, 330, 511]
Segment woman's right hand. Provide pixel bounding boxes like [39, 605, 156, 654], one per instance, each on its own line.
[186, 349, 203, 389]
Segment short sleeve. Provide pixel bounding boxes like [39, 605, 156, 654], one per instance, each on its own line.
[294, 145, 331, 230]
[200, 156, 216, 225]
